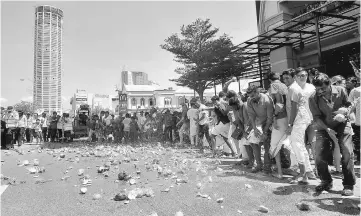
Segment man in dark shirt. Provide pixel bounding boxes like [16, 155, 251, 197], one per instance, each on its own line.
[163, 109, 173, 143]
[176, 103, 190, 146]
[247, 86, 274, 174]
[309, 73, 355, 196]
[1, 118, 6, 149]
[49, 111, 58, 142]
[210, 95, 237, 157]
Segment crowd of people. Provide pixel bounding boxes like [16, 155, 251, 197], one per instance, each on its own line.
[1, 66, 360, 196]
[1, 110, 75, 148]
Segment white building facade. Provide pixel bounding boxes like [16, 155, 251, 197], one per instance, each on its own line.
[33, 5, 63, 113]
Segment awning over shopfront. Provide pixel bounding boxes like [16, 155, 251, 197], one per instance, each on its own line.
[236, 0, 360, 81]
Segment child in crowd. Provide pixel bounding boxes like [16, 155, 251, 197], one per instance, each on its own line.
[123, 113, 131, 143]
[62, 113, 73, 142]
[33, 119, 42, 144]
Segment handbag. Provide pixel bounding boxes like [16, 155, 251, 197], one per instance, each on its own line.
[231, 127, 244, 140]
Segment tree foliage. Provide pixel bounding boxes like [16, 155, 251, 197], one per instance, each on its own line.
[161, 18, 253, 100]
[13, 101, 39, 114]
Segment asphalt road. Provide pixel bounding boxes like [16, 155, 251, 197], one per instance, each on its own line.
[1, 142, 360, 216]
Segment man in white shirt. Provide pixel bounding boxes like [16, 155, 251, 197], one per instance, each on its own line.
[349, 86, 361, 165]
[40, 113, 48, 142]
[196, 104, 213, 152]
[3, 106, 19, 148]
[138, 111, 146, 140]
[62, 113, 74, 142]
[16, 110, 27, 146]
[187, 100, 199, 146]
[103, 111, 113, 141]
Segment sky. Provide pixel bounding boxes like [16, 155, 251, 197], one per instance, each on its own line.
[1, 1, 258, 109]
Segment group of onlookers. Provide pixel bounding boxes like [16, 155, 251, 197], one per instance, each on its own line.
[1, 109, 74, 149]
[86, 109, 181, 145]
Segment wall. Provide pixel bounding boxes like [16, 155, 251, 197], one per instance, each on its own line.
[93, 94, 111, 110]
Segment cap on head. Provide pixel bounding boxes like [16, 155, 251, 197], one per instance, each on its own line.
[7, 106, 13, 110]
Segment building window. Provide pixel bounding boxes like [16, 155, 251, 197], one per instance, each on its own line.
[149, 98, 154, 106]
[178, 96, 184, 105]
[140, 98, 145, 106]
[132, 98, 136, 106]
[164, 97, 172, 106]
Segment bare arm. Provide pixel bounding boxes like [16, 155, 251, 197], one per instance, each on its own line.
[247, 102, 257, 130]
[263, 98, 274, 132]
[288, 101, 298, 126]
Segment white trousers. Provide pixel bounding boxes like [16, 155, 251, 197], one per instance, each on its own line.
[289, 121, 313, 172]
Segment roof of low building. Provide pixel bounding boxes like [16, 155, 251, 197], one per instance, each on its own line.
[123, 84, 159, 92]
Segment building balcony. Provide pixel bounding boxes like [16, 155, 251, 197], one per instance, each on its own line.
[290, 1, 356, 20]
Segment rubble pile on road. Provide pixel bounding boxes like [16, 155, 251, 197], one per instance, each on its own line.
[2, 142, 359, 215]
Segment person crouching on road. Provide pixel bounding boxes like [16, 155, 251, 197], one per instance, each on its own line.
[210, 95, 237, 158]
[16, 110, 27, 146]
[309, 73, 356, 196]
[246, 86, 274, 174]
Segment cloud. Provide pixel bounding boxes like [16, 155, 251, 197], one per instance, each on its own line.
[20, 96, 33, 102]
[0, 97, 8, 106]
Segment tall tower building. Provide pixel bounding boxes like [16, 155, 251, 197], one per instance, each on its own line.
[121, 71, 149, 86]
[33, 5, 63, 113]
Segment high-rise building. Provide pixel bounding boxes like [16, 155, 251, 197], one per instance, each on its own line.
[121, 71, 149, 86]
[33, 5, 63, 113]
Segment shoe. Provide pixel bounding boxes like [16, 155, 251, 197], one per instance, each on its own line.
[246, 160, 254, 169]
[315, 182, 333, 193]
[263, 170, 272, 175]
[331, 170, 343, 177]
[251, 166, 263, 173]
[341, 187, 354, 196]
[307, 172, 318, 180]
